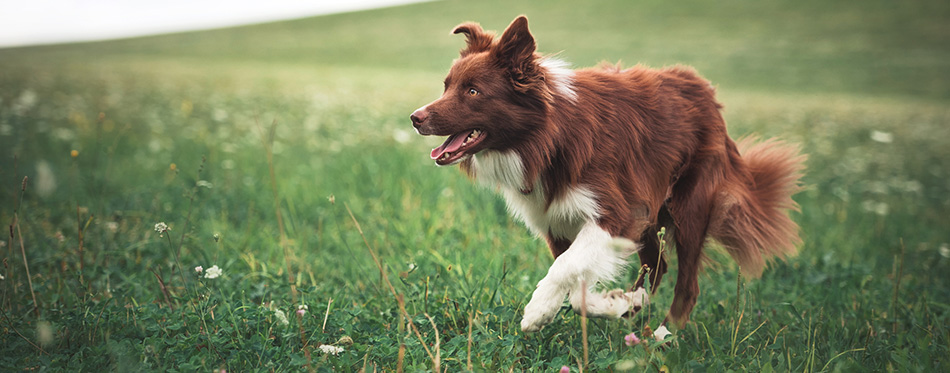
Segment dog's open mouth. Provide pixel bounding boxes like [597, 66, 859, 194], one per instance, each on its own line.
[430, 129, 485, 165]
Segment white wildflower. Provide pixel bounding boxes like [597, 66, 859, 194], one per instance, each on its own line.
[203, 265, 222, 279]
[319, 344, 344, 356]
[196, 180, 213, 188]
[274, 309, 289, 325]
[939, 244, 950, 259]
[0, 273, 5, 280]
[653, 325, 672, 340]
[154, 222, 170, 236]
[870, 130, 893, 143]
[195, 266, 204, 273]
[105, 221, 119, 232]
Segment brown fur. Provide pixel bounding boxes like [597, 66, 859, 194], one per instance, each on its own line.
[412, 16, 805, 327]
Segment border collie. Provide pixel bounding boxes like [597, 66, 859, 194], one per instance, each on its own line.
[411, 16, 805, 333]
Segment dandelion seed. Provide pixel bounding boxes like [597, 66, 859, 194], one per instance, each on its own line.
[203, 265, 222, 279]
[870, 130, 893, 143]
[319, 344, 344, 356]
[624, 331, 641, 346]
[195, 266, 203, 273]
[275, 309, 289, 325]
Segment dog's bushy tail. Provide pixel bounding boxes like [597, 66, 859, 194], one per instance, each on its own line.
[711, 138, 806, 277]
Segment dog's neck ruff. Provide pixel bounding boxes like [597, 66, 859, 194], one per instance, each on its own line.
[472, 150, 601, 240]
[539, 57, 578, 103]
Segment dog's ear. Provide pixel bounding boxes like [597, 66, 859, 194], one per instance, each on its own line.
[493, 16, 537, 83]
[452, 22, 494, 56]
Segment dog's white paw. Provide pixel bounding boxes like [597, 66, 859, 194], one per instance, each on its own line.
[653, 325, 672, 340]
[520, 283, 565, 332]
[626, 286, 650, 314]
[571, 286, 650, 319]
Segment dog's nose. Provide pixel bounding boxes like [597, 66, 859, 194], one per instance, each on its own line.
[410, 108, 428, 128]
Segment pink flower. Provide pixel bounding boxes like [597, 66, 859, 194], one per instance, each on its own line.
[624, 332, 641, 346]
[560, 366, 570, 373]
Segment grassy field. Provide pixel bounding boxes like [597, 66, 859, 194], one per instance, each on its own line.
[1, 0, 949, 371]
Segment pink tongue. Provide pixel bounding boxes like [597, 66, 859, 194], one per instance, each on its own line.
[430, 131, 471, 160]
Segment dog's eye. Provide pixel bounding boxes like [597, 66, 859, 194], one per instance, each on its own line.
[468, 88, 479, 96]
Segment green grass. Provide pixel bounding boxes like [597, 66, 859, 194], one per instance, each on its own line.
[1, 0, 949, 371]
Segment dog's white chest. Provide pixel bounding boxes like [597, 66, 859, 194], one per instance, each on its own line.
[472, 151, 600, 240]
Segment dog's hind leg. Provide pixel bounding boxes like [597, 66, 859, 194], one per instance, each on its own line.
[665, 164, 718, 329]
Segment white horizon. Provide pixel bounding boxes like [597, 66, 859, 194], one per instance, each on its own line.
[0, 0, 431, 48]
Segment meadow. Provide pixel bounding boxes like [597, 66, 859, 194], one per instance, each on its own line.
[1, 0, 949, 371]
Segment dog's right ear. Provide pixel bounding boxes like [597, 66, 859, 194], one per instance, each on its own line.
[452, 22, 494, 56]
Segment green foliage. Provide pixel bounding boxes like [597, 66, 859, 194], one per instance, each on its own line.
[1, 0, 949, 371]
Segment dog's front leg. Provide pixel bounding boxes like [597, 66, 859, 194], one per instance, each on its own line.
[521, 221, 630, 332]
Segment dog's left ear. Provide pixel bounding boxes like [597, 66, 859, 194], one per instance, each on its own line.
[453, 22, 494, 56]
[493, 16, 537, 84]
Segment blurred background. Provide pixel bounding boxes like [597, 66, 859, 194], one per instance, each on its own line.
[0, 0, 432, 47]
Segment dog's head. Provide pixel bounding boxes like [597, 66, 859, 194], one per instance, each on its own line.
[411, 16, 555, 166]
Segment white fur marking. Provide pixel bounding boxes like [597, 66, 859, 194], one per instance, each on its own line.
[539, 57, 577, 102]
[521, 221, 635, 332]
[471, 150, 525, 190]
[472, 151, 600, 239]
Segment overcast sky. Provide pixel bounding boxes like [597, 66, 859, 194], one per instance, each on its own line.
[0, 0, 430, 48]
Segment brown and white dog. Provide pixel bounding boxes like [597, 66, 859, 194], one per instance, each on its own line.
[411, 16, 804, 333]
